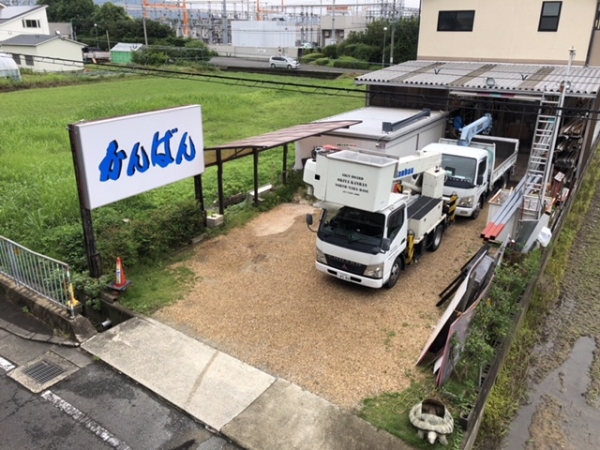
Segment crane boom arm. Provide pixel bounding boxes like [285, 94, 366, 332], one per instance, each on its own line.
[458, 113, 492, 146]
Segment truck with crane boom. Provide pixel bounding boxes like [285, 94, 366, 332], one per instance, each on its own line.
[422, 114, 519, 219]
[303, 147, 456, 289]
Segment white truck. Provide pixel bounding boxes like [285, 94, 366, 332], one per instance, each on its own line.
[303, 147, 456, 289]
[423, 135, 519, 219]
[419, 114, 519, 219]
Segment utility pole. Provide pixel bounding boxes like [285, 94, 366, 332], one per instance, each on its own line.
[142, 2, 149, 46]
[222, 0, 228, 45]
[390, 7, 396, 67]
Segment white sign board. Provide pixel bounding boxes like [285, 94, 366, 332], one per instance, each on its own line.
[72, 105, 204, 209]
[324, 150, 397, 212]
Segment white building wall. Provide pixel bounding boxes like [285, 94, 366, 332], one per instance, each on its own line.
[232, 21, 296, 48]
[4, 39, 83, 72]
[418, 0, 596, 65]
[0, 9, 50, 41]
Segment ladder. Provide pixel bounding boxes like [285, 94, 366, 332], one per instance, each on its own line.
[524, 94, 563, 218]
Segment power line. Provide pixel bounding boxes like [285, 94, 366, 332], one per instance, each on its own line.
[6, 53, 600, 122]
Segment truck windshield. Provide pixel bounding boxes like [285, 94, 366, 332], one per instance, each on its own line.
[318, 206, 385, 255]
[441, 154, 477, 189]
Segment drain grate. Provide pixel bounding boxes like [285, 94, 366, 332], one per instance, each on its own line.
[24, 360, 65, 384]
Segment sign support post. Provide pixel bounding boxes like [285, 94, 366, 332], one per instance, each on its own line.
[69, 124, 103, 278]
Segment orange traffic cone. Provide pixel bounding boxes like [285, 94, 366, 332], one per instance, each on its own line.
[109, 257, 132, 292]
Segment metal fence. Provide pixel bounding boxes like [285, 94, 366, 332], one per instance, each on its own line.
[0, 235, 74, 314]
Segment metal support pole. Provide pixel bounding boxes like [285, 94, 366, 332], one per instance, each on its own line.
[194, 174, 206, 227]
[390, 17, 396, 66]
[282, 143, 288, 185]
[68, 124, 102, 278]
[382, 27, 387, 68]
[253, 148, 259, 207]
[217, 150, 225, 215]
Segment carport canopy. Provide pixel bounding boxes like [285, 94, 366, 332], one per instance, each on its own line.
[202, 120, 362, 214]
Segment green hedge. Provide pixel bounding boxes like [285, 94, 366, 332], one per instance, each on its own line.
[299, 52, 325, 64]
[332, 59, 370, 70]
[314, 58, 330, 66]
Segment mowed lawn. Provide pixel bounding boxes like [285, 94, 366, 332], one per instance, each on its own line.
[0, 74, 362, 254]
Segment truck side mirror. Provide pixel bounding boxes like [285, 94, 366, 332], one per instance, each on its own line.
[381, 238, 391, 252]
[305, 214, 313, 226]
[477, 173, 484, 185]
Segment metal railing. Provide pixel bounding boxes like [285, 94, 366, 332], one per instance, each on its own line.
[0, 235, 75, 315]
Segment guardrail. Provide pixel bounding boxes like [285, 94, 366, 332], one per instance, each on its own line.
[0, 236, 76, 317]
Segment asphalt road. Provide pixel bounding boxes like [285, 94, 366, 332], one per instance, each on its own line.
[0, 324, 241, 450]
[210, 56, 369, 76]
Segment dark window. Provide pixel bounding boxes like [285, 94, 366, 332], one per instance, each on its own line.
[12, 54, 21, 65]
[595, 1, 600, 30]
[387, 207, 405, 241]
[476, 159, 487, 185]
[22, 19, 40, 28]
[437, 10, 475, 32]
[538, 2, 562, 31]
[25, 55, 34, 66]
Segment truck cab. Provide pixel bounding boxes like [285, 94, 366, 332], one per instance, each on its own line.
[424, 143, 490, 218]
[312, 196, 408, 288]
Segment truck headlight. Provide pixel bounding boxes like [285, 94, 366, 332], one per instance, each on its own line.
[364, 263, 384, 279]
[458, 196, 474, 207]
[316, 248, 327, 264]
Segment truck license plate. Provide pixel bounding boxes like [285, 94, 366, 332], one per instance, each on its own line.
[338, 272, 350, 281]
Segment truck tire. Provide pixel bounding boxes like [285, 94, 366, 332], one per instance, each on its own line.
[471, 196, 484, 220]
[385, 257, 401, 289]
[428, 225, 443, 252]
[502, 171, 510, 189]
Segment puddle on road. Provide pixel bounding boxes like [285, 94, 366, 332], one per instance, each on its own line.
[503, 336, 600, 449]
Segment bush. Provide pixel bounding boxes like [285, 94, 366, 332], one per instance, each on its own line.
[322, 44, 338, 59]
[338, 43, 379, 63]
[299, 52, 324, 64]
[40, 198, 204, 273]
[332, 58, 370, 70]
[314, 58, 330, 66]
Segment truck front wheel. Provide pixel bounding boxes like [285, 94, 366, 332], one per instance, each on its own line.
[471, 196, 484, 220]
[428, 225, 443, 252]
[385, 258, 401, 289]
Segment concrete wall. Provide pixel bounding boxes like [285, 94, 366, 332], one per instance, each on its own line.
[209, 44, 300, 59]
[418, 0, 596, 65]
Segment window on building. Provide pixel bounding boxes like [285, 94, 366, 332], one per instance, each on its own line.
[437, 11, 475, 32]
[595, 1, 600, 30]
[538, 2, 562, 31]
[22, 19, 41, 28]
[12, 54, 21, 65]
[25, 55, 34, 66]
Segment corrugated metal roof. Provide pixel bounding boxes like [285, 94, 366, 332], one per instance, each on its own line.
[110, 43, 144, 52]
[205, 120, 362, 150]
[1, 34, 58, 46]
[356, 60, 600, 98]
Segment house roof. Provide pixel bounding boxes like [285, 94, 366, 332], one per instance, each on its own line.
[355, 60, 600, 98]
[0, 5, 45, 25]
[110, 43, 144, 52]
[1, 34, 84, 47]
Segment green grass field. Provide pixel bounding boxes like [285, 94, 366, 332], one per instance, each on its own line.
[0, 73, 362, 266]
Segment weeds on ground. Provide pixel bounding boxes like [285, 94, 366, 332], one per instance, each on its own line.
[478, 149, 600, 445]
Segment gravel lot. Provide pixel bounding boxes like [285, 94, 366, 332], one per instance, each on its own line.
[154, 200, 488, 410]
